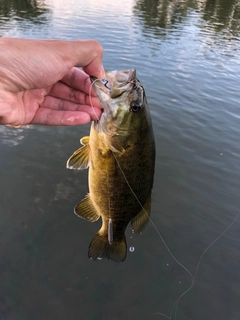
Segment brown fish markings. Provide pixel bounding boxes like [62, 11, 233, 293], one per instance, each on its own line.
[67, 69, 155, 262]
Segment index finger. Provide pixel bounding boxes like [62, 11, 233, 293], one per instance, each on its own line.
[61, 68, 97, 96]
[70, 40, 105, 78]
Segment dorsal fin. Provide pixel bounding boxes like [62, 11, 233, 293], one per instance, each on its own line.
[131, 195, 151, 234]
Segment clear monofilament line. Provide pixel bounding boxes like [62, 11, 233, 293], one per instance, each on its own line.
[112, 150, 239, 320]
[112, 151, 193, 278]
[89, 77, 239, 320]
[89, 78, 102, 122]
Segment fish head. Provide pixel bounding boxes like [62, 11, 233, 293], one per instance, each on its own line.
[90, 69, 150, 152]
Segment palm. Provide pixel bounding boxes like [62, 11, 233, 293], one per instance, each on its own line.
[0, 38, 104, 126]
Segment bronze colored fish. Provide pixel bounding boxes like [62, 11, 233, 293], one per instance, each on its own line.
[66, 69, 155, 262]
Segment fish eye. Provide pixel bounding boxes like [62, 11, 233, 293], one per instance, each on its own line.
[130, 102, 141, 112]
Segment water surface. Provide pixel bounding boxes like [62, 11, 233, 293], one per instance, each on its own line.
[0, 0, 240, 319]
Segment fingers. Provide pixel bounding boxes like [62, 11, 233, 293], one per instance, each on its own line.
[32, 95, 102, 125]
[50, 70, 102, 108]
[41, 95, 102, 117]
[31, 108, 91, 126]
[0, 38, 105, 127]
[0, 38, 105, 92]
[72, 40, 105, 78]
[60, 68, 93, 93]
[31, 107, 102, 126]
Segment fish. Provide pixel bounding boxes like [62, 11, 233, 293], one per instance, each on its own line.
[66, 69, 155, 262]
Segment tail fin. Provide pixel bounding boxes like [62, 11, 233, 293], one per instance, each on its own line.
[88, 232, 127, 262]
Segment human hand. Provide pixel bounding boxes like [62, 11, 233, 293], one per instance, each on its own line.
[0, 38, 105, 126]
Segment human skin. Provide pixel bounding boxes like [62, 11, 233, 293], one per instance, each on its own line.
[0, 38, 105, 126]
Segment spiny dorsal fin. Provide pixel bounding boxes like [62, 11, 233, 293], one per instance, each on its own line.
[88, 232, 127, 262]
[131, 195, 151, 234]
[66, 136, 90, 170]
[74, 194, 100, 222]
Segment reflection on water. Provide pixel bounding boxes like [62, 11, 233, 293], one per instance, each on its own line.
[1, 0, 240, 319]
[0, 0, 51, 35]
[203, 0, 240, 34]
[133, 0, 198, 30]
[0, 0, 50, 23]
[0, 126, 30, 147]
[133, 0, 240, 35]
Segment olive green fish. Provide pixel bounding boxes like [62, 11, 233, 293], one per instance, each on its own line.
[66, 69, 155, 262]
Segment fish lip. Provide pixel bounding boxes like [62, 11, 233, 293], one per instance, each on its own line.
[90, 76, 111, 96]
[90, 68, 136, 94]
[126, 68, 136, 83]
[90, 76, 111, 114]
[90, 69, 137, 107]
[90, 69, 138, 126]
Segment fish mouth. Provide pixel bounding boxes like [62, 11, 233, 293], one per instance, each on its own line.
[103, 68, 136, 91]
[90, 69, 136, 112]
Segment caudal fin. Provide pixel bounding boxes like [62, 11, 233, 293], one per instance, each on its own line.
[88, 232, 127, 262]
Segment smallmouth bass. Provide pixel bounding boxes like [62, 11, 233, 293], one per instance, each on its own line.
[67, 69, 155, 262]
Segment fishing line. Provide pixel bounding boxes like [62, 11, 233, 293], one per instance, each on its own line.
[112, 151, 193, 275]
[106, 170, 114, 244]
[154, 211, 240, 320]
[89, 78, 102, 122]
[113, 151, 239, 320]
[156, 204, 238, 319]
[88, 78, 239, 319]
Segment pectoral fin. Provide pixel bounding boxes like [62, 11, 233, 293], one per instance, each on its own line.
[80, 136, 90, 145]
[131, 196, 151, 234]
[74, 194, 100, 222]
[66, 136, 90, 170]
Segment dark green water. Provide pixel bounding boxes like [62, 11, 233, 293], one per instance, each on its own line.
[0, 0, 240, 319]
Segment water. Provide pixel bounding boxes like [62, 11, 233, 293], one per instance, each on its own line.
[0, 0, 240, 319]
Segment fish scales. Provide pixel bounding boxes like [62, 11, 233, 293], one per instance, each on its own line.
[67, 69, 155, 262]
[89, 127, 152, 236]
